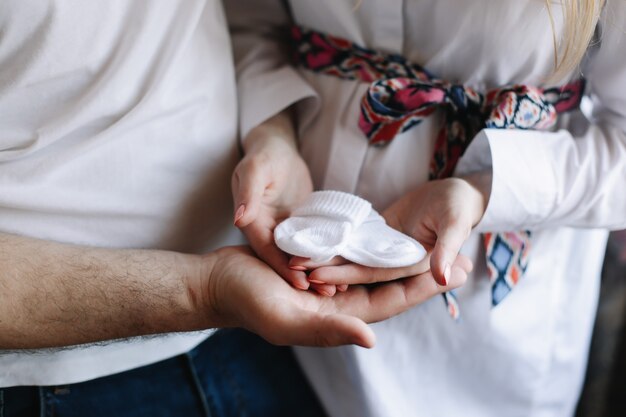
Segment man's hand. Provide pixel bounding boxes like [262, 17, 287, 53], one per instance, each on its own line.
[0, 231, 464, 350]
[232, 110, 314, 291]
[199, 246, 468, 348]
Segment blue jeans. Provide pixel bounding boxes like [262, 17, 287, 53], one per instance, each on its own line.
[0, 329, 327, 417]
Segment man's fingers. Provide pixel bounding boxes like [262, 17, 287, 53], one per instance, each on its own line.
[232, 158, 269, 228]
[302, 313, 375, 348]
[366, 267, 467, 322]
[308, 255, 431, 285]
[264, 307, 375, 348]
[431, 220, 471, 286]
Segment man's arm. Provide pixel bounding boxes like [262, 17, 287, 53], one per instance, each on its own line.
[0, 231, 470, 350]
[0, 232, 213, 349]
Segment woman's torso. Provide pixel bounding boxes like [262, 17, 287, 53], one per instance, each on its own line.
[288, 1, 604, 416]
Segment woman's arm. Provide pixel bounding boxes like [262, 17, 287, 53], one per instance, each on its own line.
[231, 109, 315, 291]
[455, 3, 626, 232]
[225, 0, 319, 141]
[227, 0, 475, 289]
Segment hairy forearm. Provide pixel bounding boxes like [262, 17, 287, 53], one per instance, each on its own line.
[0, 233, 215, 349]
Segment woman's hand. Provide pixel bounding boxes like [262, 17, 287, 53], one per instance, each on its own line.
[203, 246, 468, 348]
[383, 174, 491, 285]
[288, 172, 489, 289]
[287, 174, 488, 291]
[288, 252, 472, 293]
[232, 110, 314, 290]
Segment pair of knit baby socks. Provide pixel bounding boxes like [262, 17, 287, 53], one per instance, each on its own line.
[274, 191, 426, 268]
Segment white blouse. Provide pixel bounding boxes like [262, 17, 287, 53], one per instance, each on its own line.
[0, 0, 241, 386]
[228, 1, 626, 416]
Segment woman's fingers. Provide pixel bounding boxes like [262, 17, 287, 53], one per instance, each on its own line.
[288, 256, 348, 269]
[243, 221, 310, 290]
[309, 282, 337, 297]
[288, 245, 471, 290]
[454, 253, 474, 274]
[307, 255, 431, 285]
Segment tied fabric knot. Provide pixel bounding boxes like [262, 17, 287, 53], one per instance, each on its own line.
[291, 25, 585, 317]
[362, 80, 582, 178]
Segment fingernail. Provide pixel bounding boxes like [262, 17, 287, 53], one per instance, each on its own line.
[293, 281, 310, 290]
[234, 204, 245, 224]
[289, 265, 307, 271]
[443, 264, 451, 286]
[308, 279, 326, 285]
[337, 285, 348, 292]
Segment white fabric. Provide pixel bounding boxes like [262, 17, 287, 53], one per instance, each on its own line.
[342, 210, 426, 268]
[275, 190, 372, 262]
[275, 191, 425, 266]
[0, 0, 242, 386]
[227, 1, 626, 416]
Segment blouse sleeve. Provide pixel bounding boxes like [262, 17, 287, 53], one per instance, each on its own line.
[456, 2, 626, 233]
[224, 0, 319, 140]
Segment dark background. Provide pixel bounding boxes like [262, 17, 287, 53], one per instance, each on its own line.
[577, 231, 626, 417]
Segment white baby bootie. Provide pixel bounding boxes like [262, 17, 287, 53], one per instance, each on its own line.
[342, 210, 426, 267]
[274, 191, 372, 262]
[275, 191, 426, 267]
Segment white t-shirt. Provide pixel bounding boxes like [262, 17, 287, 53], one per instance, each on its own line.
[0, 0, 241, 386]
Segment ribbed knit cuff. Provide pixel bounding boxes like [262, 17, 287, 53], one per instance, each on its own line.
[293, 191, 372, 227]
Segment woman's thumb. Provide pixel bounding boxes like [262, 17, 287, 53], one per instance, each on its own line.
[431, 223, 470, 286]
[232, 160, 268, 227]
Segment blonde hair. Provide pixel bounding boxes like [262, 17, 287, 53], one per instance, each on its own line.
[546, 0, 605, 81]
